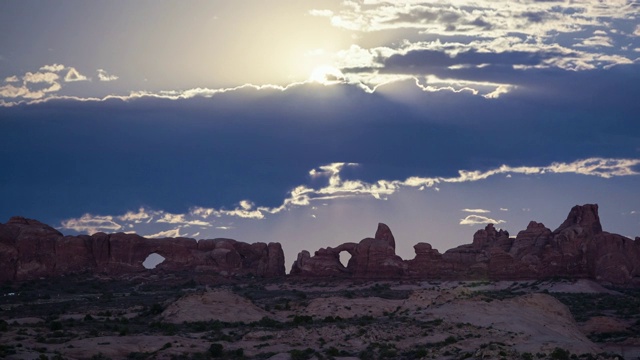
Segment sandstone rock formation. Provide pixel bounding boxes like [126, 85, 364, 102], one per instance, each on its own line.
[293, 204, 640, 285]
[0, 217, 285, 281]
[3, 204, 639, 285]
[290, 223, 407, 278]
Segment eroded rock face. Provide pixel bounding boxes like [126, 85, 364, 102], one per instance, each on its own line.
[291, 224, 406, 278]
[3, 204, 639, 284]
[0, 218, 285, 281]
[293, 204, 640, 284]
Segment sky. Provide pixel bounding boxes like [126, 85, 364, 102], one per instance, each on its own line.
[1, 1, 639, 271]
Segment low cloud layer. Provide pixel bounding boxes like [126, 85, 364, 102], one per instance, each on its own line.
[60, 158, 639, 236]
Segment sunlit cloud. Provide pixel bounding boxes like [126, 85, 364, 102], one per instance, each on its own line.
[60, 157, 640, 236]
[97, 69, 118, 81]
[156, 213, 211, 226]
[40, 64, 65, 72]
[146, 228, 183, 239]
[64, 67, 89, 82]
[462, 209, 490, 214]
[118, 208, 153, 223]
[460, 215, 505, 226]
[60, 214, 122, 234]
[0, 64, 93, 103]
[575, 35, 614, 48]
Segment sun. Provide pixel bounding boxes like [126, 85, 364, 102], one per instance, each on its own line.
[308, 65, 345, 84]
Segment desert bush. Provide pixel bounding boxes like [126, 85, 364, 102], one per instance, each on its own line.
[289, 348, 315, 360]
[292, 315, 313, 325]
[208, 343, 224, 358]
[90, 354, 112, 360]
[252, 317, 283, 329]
[444, 335, 458, 345]
[550, 347, 570, 360]
[0, 344, 17, 357]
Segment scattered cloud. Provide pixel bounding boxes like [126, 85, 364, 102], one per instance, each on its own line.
[146, 228, 183, 239]
[576, 35, 614, 48]
[0, 64, 92, 102]
[60, 157, 640, 235]
[64, 67, 89, 82]
[97, 69, 118, 81]
[60, 214, 122, 234]
[118, 208, 153, 223]
[462, 209, 491, 213]
[460, 215, 505, 226]
[40, 64, 65, 72]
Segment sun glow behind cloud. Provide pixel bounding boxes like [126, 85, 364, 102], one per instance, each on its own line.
[2, 1, 637, 105]
[1, 1, 639, 270]
[57, 157, 640, 269]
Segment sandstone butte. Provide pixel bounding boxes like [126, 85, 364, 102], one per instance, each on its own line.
[1, 204, 639, 285]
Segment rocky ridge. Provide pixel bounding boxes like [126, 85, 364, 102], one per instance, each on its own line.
[0, 217, 285, 282]
[1, 204, 639, 285]
[291, 204, 640, 285]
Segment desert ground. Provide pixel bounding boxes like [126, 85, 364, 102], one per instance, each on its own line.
[1, 273, 639, 359]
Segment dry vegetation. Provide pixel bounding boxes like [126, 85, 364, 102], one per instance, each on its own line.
[1, 274, 639, 360]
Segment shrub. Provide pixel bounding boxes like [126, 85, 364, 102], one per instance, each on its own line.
[444, 335, 457, 345]
[209, 343, 224, 358]
[292, 315, 313, 325]
[550, 348, 570, 360]
[289, 348, 314, 360]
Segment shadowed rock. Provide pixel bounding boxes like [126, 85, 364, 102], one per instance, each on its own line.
[293, 204, 640, 285]
[0, 217, 285, 281]
[2, 204, 639, 285]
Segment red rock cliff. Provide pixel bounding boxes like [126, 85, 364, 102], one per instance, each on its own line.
[0, 217, 285, 281]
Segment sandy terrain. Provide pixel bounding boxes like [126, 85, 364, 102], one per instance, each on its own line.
[161, 289, 270, 323]
[1, 277, 635, 359]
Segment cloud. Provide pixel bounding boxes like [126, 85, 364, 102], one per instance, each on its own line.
[58, 157, 640, 235]
[60, 214, 122, 234]
[23, 71, 59, 84]
[462, 209, 491, 213]
[156, 212, 212, 226]
[146, 228, 184, 239]
[64, 67, 89, 82]
[118, 208, 154, 223]
[575, 35, 614, 48]
[305, 0, 637, 93]
[97, 69, 118, 81]
[0, 64, 92, 102]
[40, 64, 65, 72]
[460, 215, 506, 226]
